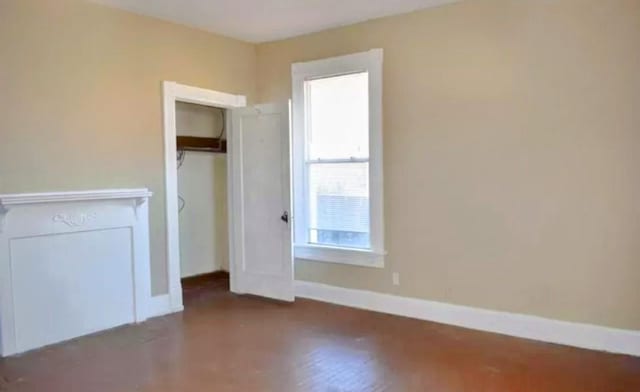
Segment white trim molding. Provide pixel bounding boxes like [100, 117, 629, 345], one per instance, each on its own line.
[295, 281, 640, 357]
[294, 244, 385, 268]
[146, 294, 180, 319]
[162, 81, 247, 312]
[291, 49, 385, 267]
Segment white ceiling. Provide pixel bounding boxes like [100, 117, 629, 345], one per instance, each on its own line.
[92, 0, 460, 43]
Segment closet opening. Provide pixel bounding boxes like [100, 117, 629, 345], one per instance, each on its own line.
[175, 101, 230, 307]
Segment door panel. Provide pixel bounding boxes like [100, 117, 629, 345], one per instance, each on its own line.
[230, 103, 293, 301]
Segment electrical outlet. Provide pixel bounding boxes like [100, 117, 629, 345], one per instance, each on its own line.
[392, 272, 400, 286]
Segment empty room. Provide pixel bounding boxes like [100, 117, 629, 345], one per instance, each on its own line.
[1, 0, 639, 391]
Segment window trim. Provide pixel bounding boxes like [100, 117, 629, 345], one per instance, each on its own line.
[291, 49, 385, 268]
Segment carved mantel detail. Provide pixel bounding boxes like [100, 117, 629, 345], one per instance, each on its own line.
[52, 212, 97, 228]
[0, 204, 8, 233]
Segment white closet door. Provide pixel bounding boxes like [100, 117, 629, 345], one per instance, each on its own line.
[229, 103, 294, 301]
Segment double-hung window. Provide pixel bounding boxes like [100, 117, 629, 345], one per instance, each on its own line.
[291, 49, 385, 267]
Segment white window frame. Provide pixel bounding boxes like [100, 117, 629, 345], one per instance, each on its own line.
[291, 49, 385, 268]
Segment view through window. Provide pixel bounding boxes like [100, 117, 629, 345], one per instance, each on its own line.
[304, 72, 370, 249]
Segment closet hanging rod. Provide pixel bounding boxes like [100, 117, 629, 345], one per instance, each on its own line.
[176, 136, 227, 153]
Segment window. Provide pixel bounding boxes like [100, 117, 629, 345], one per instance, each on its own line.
[292, 49, 385, 267]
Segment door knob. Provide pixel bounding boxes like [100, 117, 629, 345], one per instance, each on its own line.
[280, 211, 289, 223]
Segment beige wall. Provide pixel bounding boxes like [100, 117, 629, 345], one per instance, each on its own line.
[176, 102, 229, 277]
[0, 0, 256, 294]
[257, 0, 640, 330]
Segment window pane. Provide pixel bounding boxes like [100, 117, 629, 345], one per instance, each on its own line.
[305, 72, 369, 160]
[308, 162, 370, 249]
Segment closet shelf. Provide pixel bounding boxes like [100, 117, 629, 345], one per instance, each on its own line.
[177, 136, 227, 153]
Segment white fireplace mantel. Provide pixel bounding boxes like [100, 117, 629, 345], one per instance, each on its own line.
[0, 189, 153, 230]
[0, 188, 153, 356]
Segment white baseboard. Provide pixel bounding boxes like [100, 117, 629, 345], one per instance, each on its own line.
[295, 280, 640, 357]
[146, 294, 183, 319]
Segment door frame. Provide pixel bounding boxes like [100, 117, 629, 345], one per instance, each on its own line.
[162, 81, 246, 312]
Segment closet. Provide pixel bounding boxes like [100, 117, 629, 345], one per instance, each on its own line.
[175, 102, 228, 279]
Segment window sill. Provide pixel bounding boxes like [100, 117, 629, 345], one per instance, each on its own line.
[294, 244, 385, 268]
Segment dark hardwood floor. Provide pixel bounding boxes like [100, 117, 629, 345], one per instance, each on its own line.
[1, 273, 638, 391]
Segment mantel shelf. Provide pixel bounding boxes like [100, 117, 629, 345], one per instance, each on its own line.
[0, 188, 153, 207]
